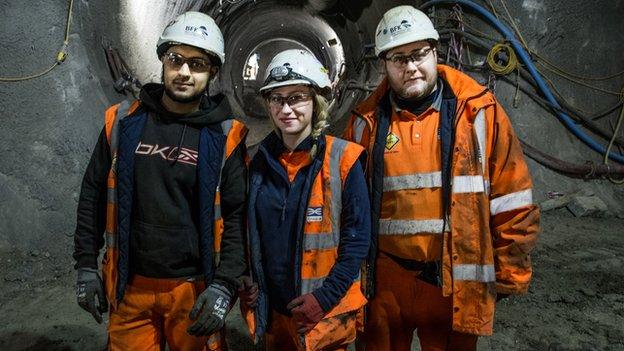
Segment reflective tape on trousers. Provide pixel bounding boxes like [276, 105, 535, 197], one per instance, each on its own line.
[490, 188, 533, 215]
[452, 263, 495, 282]
[378, 219, 450, 235]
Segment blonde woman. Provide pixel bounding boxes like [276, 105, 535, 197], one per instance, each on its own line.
[240, 49, 371, 350]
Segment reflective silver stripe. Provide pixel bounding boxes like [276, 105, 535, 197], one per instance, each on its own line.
[474, 108, 487, 174]
[109, 100, 131, 155]
[220, 119, 233, 136]
[303, 233, 336, 251]
[107, 187, 116, 205]
[353, 117, 367, 144]
[383, 172, 441, 192]
[105, 231, 116, 248]
[383, 173, 486, 193]
[301, 277, 325, 294]
[300, 138, 348, 295]
[214, 204, 221, 221]
[328, 138, 346, 246]
[107, 100, 131, 204]
[452, 175, 485, 193]
[378, 219, 449, 235]
[453, 264, 495, 282]
[490, 188, 533, 215]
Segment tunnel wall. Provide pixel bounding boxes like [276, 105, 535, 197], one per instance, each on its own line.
[0, 0, 622, 254]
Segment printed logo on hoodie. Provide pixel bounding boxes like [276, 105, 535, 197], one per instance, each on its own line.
[135, 142, 198, 166]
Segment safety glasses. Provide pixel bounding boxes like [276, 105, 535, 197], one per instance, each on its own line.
[267, 92, 313, 108]
[385, 47, 434, 68]
[163, 52, 212, 73]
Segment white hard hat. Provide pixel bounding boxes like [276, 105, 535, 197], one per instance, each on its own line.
[157, 11, 225, 65]
[259, 49, 331, 95]
[374, 5, 439, 57]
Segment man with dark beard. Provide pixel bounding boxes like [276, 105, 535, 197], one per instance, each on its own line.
[73, 11, 248, 350]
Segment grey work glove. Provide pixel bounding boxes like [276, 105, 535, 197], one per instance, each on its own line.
[187, 283, 232, 336]
[76, 268, 108, 324]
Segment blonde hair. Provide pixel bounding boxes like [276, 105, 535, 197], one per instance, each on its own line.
[309, 93, 332, 159]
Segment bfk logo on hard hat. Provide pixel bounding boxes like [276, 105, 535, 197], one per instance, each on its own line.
[306, 207, 323, 222]
[185, 25, 209, 37]
[377, 19, 412, 37]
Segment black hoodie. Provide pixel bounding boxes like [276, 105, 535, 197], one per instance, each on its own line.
[73, 83, 247, 293]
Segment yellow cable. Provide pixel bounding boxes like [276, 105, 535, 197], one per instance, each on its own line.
[0, 0, 74, 82]
[486, 42, 518, 75]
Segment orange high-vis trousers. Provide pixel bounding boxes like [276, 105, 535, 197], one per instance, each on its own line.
[361, 252, 478, 351]
[265, 309, 357, 351]
[108, 275, 225, 351]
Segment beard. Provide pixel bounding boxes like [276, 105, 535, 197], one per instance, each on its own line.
[163, 84, 205, 103]
[394, 77, 437, 101]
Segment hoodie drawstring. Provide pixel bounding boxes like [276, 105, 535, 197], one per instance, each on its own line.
[171, 124, 187, 165]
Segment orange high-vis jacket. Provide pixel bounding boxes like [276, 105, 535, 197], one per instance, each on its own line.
[343, 64, 540, 335]
[102, 100, 248, 309]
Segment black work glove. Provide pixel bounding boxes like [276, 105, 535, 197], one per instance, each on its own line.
[187, 283, 232, 336]
[76, 268, 108, 324]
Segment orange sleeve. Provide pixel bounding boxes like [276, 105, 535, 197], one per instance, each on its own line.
[487, 102, 540, 295]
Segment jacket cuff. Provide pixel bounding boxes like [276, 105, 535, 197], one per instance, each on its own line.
[311, 288, 334, 313]
[212, 278, 236, 297]
[74, 254, 98, 270]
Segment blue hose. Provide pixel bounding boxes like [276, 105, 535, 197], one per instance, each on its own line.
[420, 0, 624, 164]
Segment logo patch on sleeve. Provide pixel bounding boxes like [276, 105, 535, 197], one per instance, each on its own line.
[306, 207, 323, 222]
[386, 133, 400, 151]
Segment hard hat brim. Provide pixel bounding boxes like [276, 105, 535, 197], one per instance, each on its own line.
[375, 33, 439, 57]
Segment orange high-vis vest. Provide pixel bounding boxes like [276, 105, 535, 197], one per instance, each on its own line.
[299, 136, 367, 316]
[344, 65, 540, 335]
[245, 135, 368, 348]
[102, 100, 248, 309]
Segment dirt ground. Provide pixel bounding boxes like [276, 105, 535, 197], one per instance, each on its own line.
[1, 211, 623, 350]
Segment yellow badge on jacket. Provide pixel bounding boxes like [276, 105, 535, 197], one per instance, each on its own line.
[386, 133, 399, 151]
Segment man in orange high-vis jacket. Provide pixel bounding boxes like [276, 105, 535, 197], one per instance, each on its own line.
[73, 12, 248, 350]
[343, 5, 539, 351]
